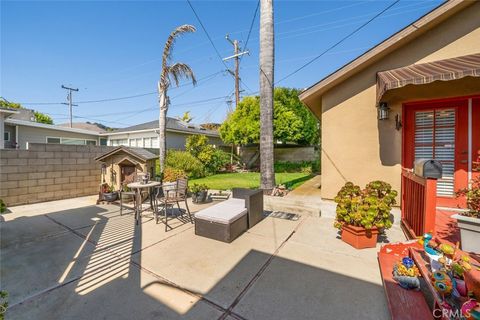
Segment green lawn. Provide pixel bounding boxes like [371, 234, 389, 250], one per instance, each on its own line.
[189, 172, 313, 190]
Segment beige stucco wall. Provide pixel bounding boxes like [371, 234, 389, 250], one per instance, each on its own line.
[319, 3, 480, 200]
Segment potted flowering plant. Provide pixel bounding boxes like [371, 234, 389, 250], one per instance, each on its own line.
[453, 176, 480, 253]
[101, 183, 118, 202]
[334, 181, 397, 249]
[190, 183, 209, 203]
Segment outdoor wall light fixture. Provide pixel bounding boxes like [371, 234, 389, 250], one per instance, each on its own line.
[395, 114, 403, 131]
[377, 102, 389, 120]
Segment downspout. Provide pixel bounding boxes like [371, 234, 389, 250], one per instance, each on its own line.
[468, 98, 472, 188]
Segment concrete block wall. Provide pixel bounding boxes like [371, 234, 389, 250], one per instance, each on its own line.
[0, 143, 115, 206]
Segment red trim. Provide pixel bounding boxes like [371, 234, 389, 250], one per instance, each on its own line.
[402, 96, 473, 207]
[402, 94, 480, 106]
[473, 97, 480, 180]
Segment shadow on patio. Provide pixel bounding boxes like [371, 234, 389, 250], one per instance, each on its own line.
[2, 200, 388, 320]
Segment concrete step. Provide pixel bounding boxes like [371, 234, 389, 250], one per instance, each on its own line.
[264, 195, 321, 217]
[264, 195, 401, 224]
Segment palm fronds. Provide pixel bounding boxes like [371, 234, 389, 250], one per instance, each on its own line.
[168, 63, 197, 87]
[159, 24, 196, 90]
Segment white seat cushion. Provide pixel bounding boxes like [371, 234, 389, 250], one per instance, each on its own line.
[194, 198, 246, 224]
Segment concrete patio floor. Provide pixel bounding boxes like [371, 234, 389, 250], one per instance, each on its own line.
[1, 195, 406, 320]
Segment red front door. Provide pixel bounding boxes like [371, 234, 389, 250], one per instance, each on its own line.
[403, 96, 479, 208]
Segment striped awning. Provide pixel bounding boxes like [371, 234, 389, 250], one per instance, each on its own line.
[376, 53, 480, 103]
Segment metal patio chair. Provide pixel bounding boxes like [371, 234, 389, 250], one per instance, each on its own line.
[153, 177, 193, 231]
[119, 173, 140, 215]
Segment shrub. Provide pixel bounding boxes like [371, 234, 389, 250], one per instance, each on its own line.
[186, 134, 231, 175]
[190, 183, 209, 193]
[205, 149, 230, 175]
[0, 199, 6, 213]
[274, 160, 319, 173]
[165, 150, 205, 178]
[0, 290, 7, 320]
[456, 176, 480, 219]
[334, 181, 397, 230]
[163, 167, 186, 182]
[185, 135, 209, 158]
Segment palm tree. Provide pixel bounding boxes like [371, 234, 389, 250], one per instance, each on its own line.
[158, 25, 197, 177]
[259, 0, 275, 191]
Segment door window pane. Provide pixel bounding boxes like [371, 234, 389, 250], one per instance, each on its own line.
[414, 109, 456, 197]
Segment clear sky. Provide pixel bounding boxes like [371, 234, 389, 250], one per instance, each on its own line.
[1, 0, 443, 128]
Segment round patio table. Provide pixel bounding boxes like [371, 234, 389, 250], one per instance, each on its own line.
[127, 181, 161, 225]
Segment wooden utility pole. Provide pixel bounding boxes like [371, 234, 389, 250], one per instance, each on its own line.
[61, 85, 79, 128]
[224, 35, 249, 110]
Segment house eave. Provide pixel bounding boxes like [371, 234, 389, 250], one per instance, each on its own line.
[5, 118, 101, 136]
[299, 0, 474, 108]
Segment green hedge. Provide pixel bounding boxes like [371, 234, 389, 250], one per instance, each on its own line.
[274, 160, 319, 174]
[156, 151, 205, 179]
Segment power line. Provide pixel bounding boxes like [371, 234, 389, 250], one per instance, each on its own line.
[17, 71, 224, 106]
[186, 0, 230, 71]
[276, 0, 401, 84]
[276, 2, 433, 41]
[242, 0, 260, 54]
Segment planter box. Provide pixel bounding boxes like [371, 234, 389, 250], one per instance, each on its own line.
[103, 192, 118, 202]
[452, 214, 480, 253]
[210, 193, 231, 201]
[341, 225, 379, 249]
[192, 191, 209, 204]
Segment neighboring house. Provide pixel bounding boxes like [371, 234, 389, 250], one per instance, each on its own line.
[1, 111, 222, 150]
[103, 117, 223, 150]
[4, 118, 105, 149]
[58, 122, 108, 133]
[0, 107, 19, 149]
[299, 0, 479, 209]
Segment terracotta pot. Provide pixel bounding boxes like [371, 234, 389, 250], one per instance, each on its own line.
[341, 225, 379, 249]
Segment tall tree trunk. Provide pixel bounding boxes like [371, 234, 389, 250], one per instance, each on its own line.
[259, 0, 275, 191]
[158, 87, 167, 178]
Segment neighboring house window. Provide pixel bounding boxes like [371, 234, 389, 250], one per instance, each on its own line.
[143, 137, 151, 148]
[151, 137, 159, 148]
[100, 138, 108, 146]
[4, 132, 10, 141]
[129, 138, 142, 147]
[47, 137, 61, 144]
[110, 139, 128, 146]
[46, 137, 96, 145]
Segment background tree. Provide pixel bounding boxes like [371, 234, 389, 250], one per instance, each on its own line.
[158, 25, 197, 176]
[180, 111, 193, 123]
[0, 99, 53, 124]
[259, 0, 275, 190]
[219, 87, 319, 145]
